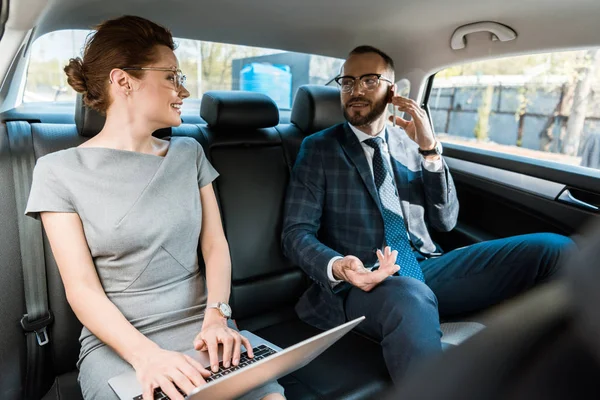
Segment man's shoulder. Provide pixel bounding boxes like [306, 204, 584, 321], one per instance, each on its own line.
[303, 123, 346, 147]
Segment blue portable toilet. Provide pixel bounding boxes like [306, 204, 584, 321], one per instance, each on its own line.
[240, 63, 292, 109]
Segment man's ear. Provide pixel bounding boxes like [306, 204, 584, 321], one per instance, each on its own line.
[388, 83, 396, 102]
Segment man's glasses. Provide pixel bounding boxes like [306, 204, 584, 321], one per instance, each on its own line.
[120, 67, 187, 90]
[334, 73, 393, 93]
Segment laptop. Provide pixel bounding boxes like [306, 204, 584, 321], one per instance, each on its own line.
[109, 316, 365, 400]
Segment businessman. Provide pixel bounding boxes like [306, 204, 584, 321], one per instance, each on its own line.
[282, 45, 573, 382]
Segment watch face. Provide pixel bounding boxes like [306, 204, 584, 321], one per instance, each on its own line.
[219, 303, 232, 318]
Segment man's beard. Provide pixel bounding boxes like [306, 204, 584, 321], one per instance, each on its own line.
[343, 95, 388, 127]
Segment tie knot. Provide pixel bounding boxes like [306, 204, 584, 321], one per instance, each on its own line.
[364, 137, 384, 150]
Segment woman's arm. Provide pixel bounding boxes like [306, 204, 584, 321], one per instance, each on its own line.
[41, 212, 208, 400]
[193, 184, 254, 372]
[199, 183, 231, 307]
[41, 212, 157, 363]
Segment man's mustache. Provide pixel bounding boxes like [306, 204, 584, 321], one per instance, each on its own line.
[346, 97, 371, 107]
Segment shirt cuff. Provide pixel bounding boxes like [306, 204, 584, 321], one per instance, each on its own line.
[422, 156, 443, 172]
[327, 256, 344, 287]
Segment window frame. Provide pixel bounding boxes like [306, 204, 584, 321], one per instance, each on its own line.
[424, 73, 600, 194]
[0, 0, 7, 41]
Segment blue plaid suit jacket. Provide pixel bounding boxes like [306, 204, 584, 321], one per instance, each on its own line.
[282, 123, 459, 330]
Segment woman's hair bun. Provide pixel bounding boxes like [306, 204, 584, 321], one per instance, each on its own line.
[64, 57, 87, 93]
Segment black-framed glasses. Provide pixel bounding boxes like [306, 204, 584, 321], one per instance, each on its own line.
[120, 67, 187, 90]
[334, 73, 393, 93]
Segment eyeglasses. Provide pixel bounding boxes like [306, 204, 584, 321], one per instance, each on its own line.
[120, 67, 187, 90]
[334, 73, 393, 93]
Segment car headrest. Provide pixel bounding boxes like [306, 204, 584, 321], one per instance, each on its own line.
[200, 91, 279, 129]
[75, 93, 172, 138]
[75, 94, 106, 137]
[291, 85, 344, 135]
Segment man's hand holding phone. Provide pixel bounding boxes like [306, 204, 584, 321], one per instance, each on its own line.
[387, 86, 436, 152]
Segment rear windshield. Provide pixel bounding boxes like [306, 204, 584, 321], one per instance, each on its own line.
[24, 30, 344, 110]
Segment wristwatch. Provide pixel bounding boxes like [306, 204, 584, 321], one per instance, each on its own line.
[207, 302, 232, 319]
[418, 141, 443, 157]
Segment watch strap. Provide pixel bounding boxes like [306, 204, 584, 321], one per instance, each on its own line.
[418, 141, 442, 156]
[206, 302, 232, 319]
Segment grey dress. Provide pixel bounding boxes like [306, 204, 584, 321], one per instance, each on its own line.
[25, 136, 284, 399]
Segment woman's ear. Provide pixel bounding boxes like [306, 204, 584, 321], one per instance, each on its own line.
[109, 68, 131, 96]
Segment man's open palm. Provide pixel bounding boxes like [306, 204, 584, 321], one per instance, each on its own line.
[334, 247, 400, 292]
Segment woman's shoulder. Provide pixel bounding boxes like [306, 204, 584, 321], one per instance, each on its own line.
[170, 135, 202, 149]
[30, 148, 82, 192]
[35, 147, 80, 170]
[169, 136, 206, 157]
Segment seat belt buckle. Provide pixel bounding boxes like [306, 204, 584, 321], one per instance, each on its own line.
[21, 312, 54, 346]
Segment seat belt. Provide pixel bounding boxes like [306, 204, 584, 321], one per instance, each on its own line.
[7, 121, 54, 400]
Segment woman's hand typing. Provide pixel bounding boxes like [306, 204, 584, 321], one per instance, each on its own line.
[133, 346, 211, 400]
[193, 309, 254, 373]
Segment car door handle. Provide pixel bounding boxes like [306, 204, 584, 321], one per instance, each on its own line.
[557, 189, 599, 212]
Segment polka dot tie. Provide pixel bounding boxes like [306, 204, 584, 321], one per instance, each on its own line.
[364, 137, 425, 282]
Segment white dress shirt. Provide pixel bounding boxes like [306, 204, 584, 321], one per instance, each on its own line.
[326, 124, 444, 286]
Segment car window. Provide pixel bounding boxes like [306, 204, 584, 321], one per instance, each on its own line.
[430, 49, 600, 172]
[24, 30, 344, 110]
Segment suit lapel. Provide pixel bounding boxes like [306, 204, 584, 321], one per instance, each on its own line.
[386, 127, 412, 229]
[338, 123, 382, 213]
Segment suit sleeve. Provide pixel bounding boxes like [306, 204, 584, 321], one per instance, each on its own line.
[421, 157, 459, 232]
[282, 137, 343, 289]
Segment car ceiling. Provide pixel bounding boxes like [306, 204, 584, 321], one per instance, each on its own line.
[34, 0, 600, 76]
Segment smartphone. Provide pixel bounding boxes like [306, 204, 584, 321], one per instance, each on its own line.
[389, 78, 411, 128]
[388, 85, 397, 127]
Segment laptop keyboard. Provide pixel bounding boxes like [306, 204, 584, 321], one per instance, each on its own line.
[203, 344, 277, 383]
[132, 344, 277, 399]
